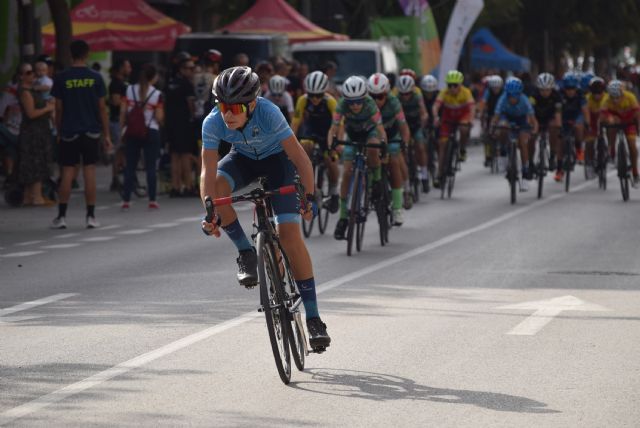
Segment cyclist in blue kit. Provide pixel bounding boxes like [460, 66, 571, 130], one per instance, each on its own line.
[199, 67, 330, 349]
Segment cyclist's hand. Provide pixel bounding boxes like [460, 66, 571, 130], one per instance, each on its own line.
[201, 216, 221, 237]
[301, 195, 317, 221]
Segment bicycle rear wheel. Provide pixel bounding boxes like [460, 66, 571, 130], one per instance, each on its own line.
[256, 232, 292, 384]
[356, 175, 368, 252]
[377, 174, 390, 246]
[290, 311, 306, 371]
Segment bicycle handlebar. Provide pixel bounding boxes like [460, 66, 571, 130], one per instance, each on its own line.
[205, 185, 297, 211]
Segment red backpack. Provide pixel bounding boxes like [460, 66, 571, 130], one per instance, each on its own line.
[125, 87, 156, 139]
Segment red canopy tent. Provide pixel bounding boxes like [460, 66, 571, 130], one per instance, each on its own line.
[218, 0, 348, 43]
[42, 0, 190, 53]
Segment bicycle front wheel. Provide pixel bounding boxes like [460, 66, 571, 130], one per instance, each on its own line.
[317, 168, 330, 234]
[347, 168, 362, 256]
[618, 142, 630, 202]
[257, 232, 292, 384]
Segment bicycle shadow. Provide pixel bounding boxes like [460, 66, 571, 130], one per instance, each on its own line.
[290, 368, 559, 414]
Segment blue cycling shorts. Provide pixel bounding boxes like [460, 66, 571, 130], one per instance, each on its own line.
[217, 150, 300, 225]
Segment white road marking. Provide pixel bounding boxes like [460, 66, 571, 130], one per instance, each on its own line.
[175, 216, 201, 223]
[80, 236, 115, 242]
[498, 295, 609, 335]
[149, 222, 180, 228]
[100, 225, 122, 231]
[54, 233, 79, 239]
[40, 243, 82, 249]
[116, 229, 151, 235]
[15, 240, 45, 247]
[0, 293, 78, 318]
[96, 206, 110, 211]
[0, 315, 43, 324]
[0, 251, 45, 258]
[0, 175, 603, 425]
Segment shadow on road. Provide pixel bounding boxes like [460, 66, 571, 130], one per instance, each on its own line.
[291, 368, 560, 414]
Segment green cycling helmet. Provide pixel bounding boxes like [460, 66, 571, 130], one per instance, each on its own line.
[445, 70, 464, 84]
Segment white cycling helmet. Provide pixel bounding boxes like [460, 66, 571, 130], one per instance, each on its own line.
[488, 75, 504, 90]
[420, 74, 439, 92]
[367, 73, 390, 95]
[304, 71, 328, 95]
[607, 79, 624, 98]
[268, 75, 287, 95]
[536, 72, 556, 90]
[342, 75, 367, 100]
[397, 74, 415, 94]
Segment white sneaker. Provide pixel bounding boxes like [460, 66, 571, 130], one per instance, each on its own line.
[50, 216, 67, 229]
[86, 216, 100, 229]
[393, 209, 404, 226]
[520, 179, 529, 192]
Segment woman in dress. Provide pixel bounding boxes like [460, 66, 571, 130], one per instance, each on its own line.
[17, 62, 55, 206]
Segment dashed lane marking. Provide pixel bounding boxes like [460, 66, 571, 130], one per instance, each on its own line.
[116, 229, 152, 235]
[15, 240, 46, 247]
[40, 243, 82, 250]
[80, 237, 116, 242]
[0, 251, 45, 258]
[149, 222, 180, 228]
[54, 233, 79, 239]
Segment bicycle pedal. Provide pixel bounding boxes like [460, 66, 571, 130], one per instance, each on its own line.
[310, 346, 327, 354]
[257, 306, 264, 313]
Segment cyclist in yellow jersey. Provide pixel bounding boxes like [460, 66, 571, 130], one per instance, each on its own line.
[584, 77, 608, 179]
[291, 71, 340, 212]
[602, 80, 640, 185]
[432, 70, 474, 186]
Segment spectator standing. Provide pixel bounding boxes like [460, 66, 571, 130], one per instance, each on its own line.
[256, 61, 274, 94]
[50, 39, 112, 229]
[232, 53, 250, 67]
[108, 59, 131, 191]
[120, 64, 164, 210]
[322, 61, 339, 98]
[165, 58, 197, 197]
[17, 63, 55, 205]
[0, 75, 21, 180]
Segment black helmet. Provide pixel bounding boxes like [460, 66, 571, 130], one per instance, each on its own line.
[213, 66, 260, 104]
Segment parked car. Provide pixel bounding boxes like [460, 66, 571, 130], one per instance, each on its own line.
[174, 33, 290, 68]
[291, 40, 399, 85]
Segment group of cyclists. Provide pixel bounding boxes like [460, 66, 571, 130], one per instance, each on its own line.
[199, 63, 640, 354]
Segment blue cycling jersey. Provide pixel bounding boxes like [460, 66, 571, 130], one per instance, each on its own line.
[202, 97, 293, 160]
[495, 93, 534, 119]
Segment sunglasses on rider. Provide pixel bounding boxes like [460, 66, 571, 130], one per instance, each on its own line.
[371, 93, 386, 100]
[346, 98, 364, 106]
[218, 102, 248, 115]
[308, 93, 324, 100]
[447, 83, 460, 89]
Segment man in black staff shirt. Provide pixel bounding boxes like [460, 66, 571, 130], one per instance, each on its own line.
[50, 39, 112, 229]
[165, 58, 197, 197]
[108, 59, 131, 191]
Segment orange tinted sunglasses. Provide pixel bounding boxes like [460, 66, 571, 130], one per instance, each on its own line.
[218, 102, 248, 115]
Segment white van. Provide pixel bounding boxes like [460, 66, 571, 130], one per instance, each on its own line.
[291, 40, 399, 85]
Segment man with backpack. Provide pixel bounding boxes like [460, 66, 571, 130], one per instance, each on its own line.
[50, 39, 112, 229]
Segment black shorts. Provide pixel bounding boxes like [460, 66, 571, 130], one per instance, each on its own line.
[59, 133, 100, 166]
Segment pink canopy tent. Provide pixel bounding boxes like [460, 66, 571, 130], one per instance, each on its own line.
[218, 0, 348, 43]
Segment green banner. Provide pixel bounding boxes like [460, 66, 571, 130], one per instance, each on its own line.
[371, 17, 421, 72]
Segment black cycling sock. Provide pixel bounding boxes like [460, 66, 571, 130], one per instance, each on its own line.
[86, 205, 95, 218]
[58, 203, 68, 218]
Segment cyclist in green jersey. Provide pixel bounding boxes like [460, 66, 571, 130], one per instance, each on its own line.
[327, 76, 387, 240]
[367, 72, 410, 225]
[397, 75, 429, 200]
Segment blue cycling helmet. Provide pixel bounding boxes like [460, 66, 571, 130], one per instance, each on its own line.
[580, 72, 594, 91]
[505, 78, 523, 96]
[562, 72, 579, 89]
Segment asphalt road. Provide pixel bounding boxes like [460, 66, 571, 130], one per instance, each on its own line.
[2, 145, 640, 427]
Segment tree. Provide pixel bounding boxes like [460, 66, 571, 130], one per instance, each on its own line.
[46, 0, 72, 67]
